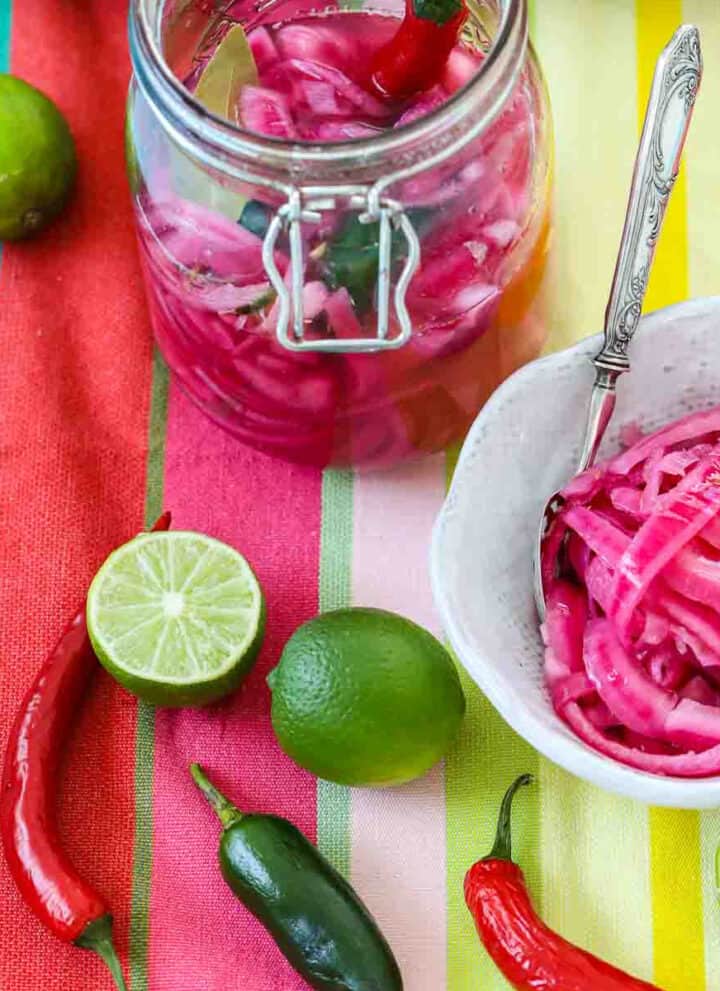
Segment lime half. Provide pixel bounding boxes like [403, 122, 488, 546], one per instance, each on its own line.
[87, 531, 265, 707]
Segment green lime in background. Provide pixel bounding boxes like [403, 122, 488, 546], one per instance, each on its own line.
[0, 74, 77, 241]
[268, 607, 466, 787]
[87, 531, 265, 707]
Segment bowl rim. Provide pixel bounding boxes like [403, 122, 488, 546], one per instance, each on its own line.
[431, 295, 720, 808]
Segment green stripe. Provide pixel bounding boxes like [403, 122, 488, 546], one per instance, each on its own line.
[129, 704, 157, 991]
[445, 442, 462, 487]
[444, 12, 542, 958]
[317, 777, 351, 875]
[444, 450, 541, 990]
[445, 677, 542, 989]
[539, 765, 653, 978]
[316, 469, 353, 876]
[527, 0, 537, 39]
[143, 348, 170, 527]
[130, 350, 169, 991]
[318, 469, 353, 614]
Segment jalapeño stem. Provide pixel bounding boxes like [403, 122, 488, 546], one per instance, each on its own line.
[190, 763, 244, 829]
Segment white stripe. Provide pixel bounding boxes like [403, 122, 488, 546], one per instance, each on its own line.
[700, 812, 720, 991]
[350, 453, 448, 991]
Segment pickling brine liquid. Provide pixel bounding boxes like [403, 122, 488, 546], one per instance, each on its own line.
[131, 1, 552, 467]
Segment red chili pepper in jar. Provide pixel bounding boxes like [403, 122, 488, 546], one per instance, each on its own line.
[1, 512, 171, 991]
[370, 0, 468, 101]
[464, 775, 664, 990]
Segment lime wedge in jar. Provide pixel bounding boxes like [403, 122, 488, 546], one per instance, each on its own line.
[87, 531, 265, 707]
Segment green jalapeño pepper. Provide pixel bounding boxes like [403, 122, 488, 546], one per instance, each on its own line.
[190, 764, 403, 991]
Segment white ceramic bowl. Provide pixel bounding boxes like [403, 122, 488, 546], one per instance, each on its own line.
[431, 297, 720, 808]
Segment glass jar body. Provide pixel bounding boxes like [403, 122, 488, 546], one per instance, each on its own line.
[128, 0, 552, 468]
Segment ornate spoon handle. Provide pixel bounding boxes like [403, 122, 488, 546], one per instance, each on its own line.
[577, 24, 702, 471]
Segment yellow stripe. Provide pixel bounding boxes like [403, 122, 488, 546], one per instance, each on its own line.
[535, 0, 639, 355]
[636, 2, 706, 988]
[636, 0, 689, 315]
[650, 808, 706, 989]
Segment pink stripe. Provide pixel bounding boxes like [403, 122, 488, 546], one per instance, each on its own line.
[149, 385, 321, 990]
[350, 454, 448, 991]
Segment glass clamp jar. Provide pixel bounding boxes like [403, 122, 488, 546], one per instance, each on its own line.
[128, 0, 553, 468]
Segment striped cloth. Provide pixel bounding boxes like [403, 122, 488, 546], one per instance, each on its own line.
[1, 1, 719, 988]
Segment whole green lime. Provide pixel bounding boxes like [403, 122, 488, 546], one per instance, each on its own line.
[268, 608, 465, 787]
[0, 74, 77, 241]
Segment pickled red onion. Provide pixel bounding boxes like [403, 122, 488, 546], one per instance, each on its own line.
[541, 407, 720, 777]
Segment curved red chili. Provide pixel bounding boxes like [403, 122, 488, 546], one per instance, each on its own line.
[1, 512, 171, 990]
[369, 0, 468, 101]
[464, 775, 663, 990]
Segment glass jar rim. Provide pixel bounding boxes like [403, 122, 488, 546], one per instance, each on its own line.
[130, 0, 527, 178]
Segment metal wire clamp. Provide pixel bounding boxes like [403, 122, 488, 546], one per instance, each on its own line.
[261, 187, 421, 353]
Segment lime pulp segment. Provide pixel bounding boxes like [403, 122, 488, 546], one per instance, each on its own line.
[87, 531, 263, 690]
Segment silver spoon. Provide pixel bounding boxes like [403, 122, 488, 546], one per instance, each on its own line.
[533, 24, 703, 619]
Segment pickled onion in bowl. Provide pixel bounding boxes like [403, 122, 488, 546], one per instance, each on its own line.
[541, 406, 720, 777]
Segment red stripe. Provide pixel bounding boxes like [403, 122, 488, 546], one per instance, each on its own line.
[149, 385, 321, 989]
[0, 2, 153, 988]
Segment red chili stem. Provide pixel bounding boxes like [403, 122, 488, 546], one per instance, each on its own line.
[464, 776, 663, 990]
[483, 773, 532, 862]
[0, 512, 171, 990]
[153, 510, 172, 532]
[370, 0, 467, 101]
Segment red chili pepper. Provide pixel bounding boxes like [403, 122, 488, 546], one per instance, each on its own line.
[370, 0, 468, 101]
[464, 775, 664, 990]
[1, 511, 171, 991]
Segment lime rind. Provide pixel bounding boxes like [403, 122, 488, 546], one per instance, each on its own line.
[0, 74, 77, 241]
[87, 532, 264, 706]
